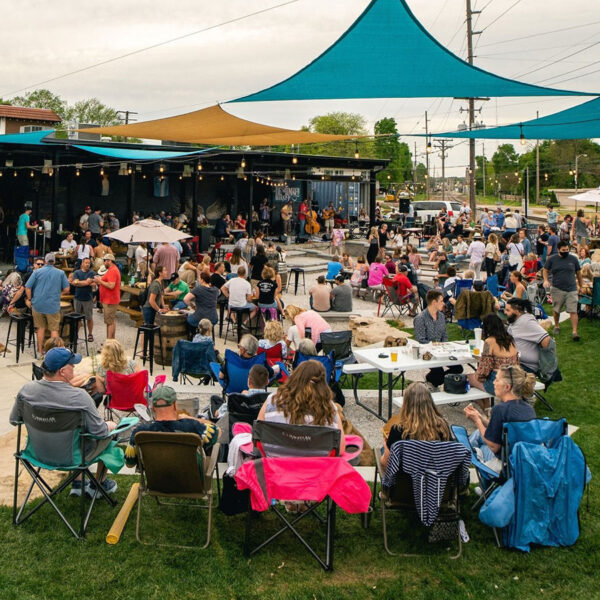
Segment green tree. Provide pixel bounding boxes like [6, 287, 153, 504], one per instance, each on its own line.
[475, 154, 493, 194]
[12, 89, 68, 118]
[68, 98, 121, 127]
[301, 111, 370, 157]
[373, 118, 413, 184]
[492, 143, 520, 194]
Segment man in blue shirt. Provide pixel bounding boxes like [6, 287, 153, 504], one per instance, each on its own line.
[546, 205, 559, 227]
[326, 257, 343, 280]
[493, 207, 505, 229]
[69, 257, 97, 342]
[546, 225, 560, 258]
[25, 253, 70, 355]
[17, 207, 34, 246]
[517, 228, 532, 256]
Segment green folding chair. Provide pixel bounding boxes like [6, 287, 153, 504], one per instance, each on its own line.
[13, 401, 137, 539]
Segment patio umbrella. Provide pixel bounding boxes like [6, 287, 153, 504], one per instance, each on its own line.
[106, 219, 191, 279]
[568, 188, 600, 216]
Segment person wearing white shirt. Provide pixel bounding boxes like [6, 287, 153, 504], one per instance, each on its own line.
[221, 265, 257, 325]
[454, 235, 469, 262]
[60, 233, 77, 253]
[134, 242, 149, 275]
[459, 200, 471, 218]
[467, 233, 486, 279]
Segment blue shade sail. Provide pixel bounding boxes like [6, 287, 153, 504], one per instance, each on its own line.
[428, 97, 600, 140]
[0, 130, 55, 144]
[232, 0, 595, 103]
[73, 145, 215, 159]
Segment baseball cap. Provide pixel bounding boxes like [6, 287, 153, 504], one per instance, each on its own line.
[151, 385, 177, 407]
[45, 252, 56, 264]
[103, 253, 115, 261]
[169, 272, 180, 282]
[43, 348, 82, 371]
[335, 274, 345, 282]
[84, 206, 91, 211]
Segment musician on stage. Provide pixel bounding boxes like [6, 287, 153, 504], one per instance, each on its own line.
[298, 198, 308, 237]
[322, 203, 335, 235]
[280, 200, 293, 237]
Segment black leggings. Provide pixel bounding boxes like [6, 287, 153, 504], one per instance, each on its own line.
[485, 257, 497, 277]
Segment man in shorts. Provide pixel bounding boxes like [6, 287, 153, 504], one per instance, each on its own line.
[543, 240, 583, 341]
[94, 253, 121, 340]
[69, 256, 97, 342]
[25, 253, 70, 355]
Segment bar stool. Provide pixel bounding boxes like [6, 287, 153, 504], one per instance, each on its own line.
[286, 267, 306, 295]
[133, 324, 165, 376]
[59, 313, 89, 356]
[217, 296, 228, 338]
[3, 312, 36, 363]
[224, 307, 253, 344]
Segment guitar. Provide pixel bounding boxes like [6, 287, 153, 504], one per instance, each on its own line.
[280, 204, 292, 221]
[305, 209, 320, 235]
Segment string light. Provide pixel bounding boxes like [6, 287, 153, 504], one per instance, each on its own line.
[30, 170, 34, 178]
[100, 167, 104, 176]
[220, 175, 224, 181]
[0, 171, 3, 177]
[354, 143, 359, 159]
[198, 175, 203, 181]
[426, 141, 432, 154]
[142, 174, 147, 179]
[519, 123, 526, 146]
[13, 170, 17, 177]
[178, 175, 183, 180]
[75, 169, 80, 177]
[159, 164, 165, 173]
[128, 167, 133, 175]
[197, 162, 202, 171]
[292, 156, 298, 164]
[241, 158, 246, 168]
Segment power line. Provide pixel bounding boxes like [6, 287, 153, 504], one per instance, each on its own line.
[541, 65, 600, 86]
[477, 20, 600, 48]
[535, 59, 600, 84]
[1, 0, 301, 97]
[479, 0, 524, 33]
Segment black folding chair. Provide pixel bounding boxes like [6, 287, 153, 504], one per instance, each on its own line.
[13, 401, 137, 539]
[244, 421, 341, 570]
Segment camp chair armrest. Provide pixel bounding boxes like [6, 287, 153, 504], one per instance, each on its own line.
[209, 362, 224, 387]
[83, 416, 140, 440]
[205, 442, 220, 478]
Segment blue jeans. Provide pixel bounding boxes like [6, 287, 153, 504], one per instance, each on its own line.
[172, 300, 187, 310]
[469, 430, 497, 463]
[483, 370, 497, 395]
[142, 306, 156, 325]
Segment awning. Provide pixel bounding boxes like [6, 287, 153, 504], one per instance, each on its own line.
[429, 97, 600, 140]
[232, 0, 595, 103]
[73, 145, 216, 160]
[0, 130, 55, 145]
[78, 104, 359, 146]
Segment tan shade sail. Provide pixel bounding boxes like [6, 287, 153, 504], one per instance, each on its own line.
[77, 104, 358, 146]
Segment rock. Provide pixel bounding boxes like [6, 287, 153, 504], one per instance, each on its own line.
[349, 315, 411, 347]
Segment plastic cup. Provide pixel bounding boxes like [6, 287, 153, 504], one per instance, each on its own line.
[391, 351, 398, 362]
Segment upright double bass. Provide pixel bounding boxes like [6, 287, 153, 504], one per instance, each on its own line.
[304, 205, 320, 235]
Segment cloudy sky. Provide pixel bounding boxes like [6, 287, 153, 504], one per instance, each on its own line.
[2, 0, 599, 175]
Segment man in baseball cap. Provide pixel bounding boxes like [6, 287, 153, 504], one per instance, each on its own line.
[10, 346, 119, 497]
[125, 385, 218, 468]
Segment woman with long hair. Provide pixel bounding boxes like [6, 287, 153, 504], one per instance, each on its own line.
[142, 265, 168, 325]
[485, 232, 500, 277]
[95, 339, 140, 392]
[380, 382, 451, 470]
[228, 247, 247, 277]
[257, 360, 345, 451]
[465, 364, 536, 471]
[283, 304, 332, 351]
[366, 226, 380, 264]
[468, 313, 519, 401]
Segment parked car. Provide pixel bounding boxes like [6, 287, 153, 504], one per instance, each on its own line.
[412, 200, 462, 221]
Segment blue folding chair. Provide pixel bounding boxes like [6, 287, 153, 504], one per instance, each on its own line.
[171, 339, 217, 384]
[455, 278, 473, 297]
[210, 348, 268, 395]
[485, 274, 505, 298]
[294, 351, 339, 384]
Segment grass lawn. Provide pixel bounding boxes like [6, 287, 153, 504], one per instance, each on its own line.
[1, 324, 598, 600]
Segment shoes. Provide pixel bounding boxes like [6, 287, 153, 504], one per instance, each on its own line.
[573, 333, 580, 341]
[70, 480, 85, 497]
[553, 326, 560, 335]
[86, 478, 118, 498]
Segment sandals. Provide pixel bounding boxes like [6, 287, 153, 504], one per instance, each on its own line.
[88, 334, 94, 342]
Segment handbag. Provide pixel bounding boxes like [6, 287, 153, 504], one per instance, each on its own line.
[219, 474, 250, 516]
[479, 478, 515, 528]
[443, 373, 468, 394]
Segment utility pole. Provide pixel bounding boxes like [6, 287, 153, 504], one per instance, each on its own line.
[413, 141, 418, 191]
[425, 111, 431, 200]
[434, 139, 453, 203]
[116, 110, 138, 124]
[466, 0, 481, 215]
[482, 142, 486, 198]
[536, 110, 540, 204]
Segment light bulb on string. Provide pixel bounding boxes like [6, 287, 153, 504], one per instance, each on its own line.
[292, 156, 298, 165]
[241, 158, 246, 168]
[100, 167, 104, 176]
[30, 170, 34, 178]
[76, 169, 80, 177]
[519, 124, 526, 146]
[159, 164, 165, 173]
[354, 143, 359, 159]
[197, 162, 202, 171]
[220, 175, 224, 181]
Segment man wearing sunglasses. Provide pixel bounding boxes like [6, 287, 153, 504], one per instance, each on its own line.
[7, 258, 44, 315]
[10, 347, 118, 496]
[25, 253, 70, 356]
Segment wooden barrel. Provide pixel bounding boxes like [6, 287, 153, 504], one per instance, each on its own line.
[154, 311, 188, 366]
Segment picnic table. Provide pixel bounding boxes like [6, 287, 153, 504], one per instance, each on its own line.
[352, 341, 475, 421]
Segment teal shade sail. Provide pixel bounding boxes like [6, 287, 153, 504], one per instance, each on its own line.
[73, 145, 216, 159]
[0, 130, 55, 144]
[232, 0, 595, 102]
[427, 97, 600, 140]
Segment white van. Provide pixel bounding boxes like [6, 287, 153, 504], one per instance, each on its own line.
[412, 200, 462, 222]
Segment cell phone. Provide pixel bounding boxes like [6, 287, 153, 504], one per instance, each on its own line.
[378, 353, 389, 358]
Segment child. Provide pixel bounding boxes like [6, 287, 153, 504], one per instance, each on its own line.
[258, 320, 287, 359]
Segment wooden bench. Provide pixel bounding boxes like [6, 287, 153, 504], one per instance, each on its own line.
[392, 381, 546, 408]
[117, 304, 143, 326]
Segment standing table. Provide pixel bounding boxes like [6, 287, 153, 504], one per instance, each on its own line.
[352, 342, 475, 421]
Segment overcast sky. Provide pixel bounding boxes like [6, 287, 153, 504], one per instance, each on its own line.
[2, 0, 599, 175]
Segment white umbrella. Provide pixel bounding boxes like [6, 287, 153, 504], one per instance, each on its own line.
[568, 188, 600, 215]
[106, 219, 192, 281]
[106, 218, 191, 244]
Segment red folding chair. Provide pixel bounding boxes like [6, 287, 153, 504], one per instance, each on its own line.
[105, 370, 149, 419]
[378, 278, 413, 318]
[257, 344, 288, 383]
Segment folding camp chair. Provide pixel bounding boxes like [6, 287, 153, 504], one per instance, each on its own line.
[378, 278, 414, 319]
[134, 431, 220, 549]
[485, 274, 504, 298]
[257, 344, 288, 383]
[373, 441, 469, 558]
[579, 276, 600, 319]
[104, 369, 149, 420]
[242, 421, 342, 570]
[209, 349, 269, 396]
[320, 330, 354, 385]
[13, 401, 137, 539]
[172, 339, 216, 385]
[294, 351, 338, 384]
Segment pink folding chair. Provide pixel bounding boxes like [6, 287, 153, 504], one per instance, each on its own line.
[105, 370, 149, 419]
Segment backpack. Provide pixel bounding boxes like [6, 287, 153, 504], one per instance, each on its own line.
[538, 336, 559, 384]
